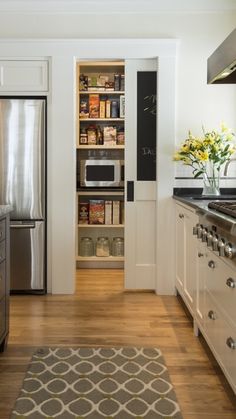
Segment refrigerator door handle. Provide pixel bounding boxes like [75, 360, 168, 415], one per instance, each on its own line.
[10, 222, 36, 229]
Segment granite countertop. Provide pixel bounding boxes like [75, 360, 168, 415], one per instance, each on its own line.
[173, 188, 236, 228]
[0, 205, 13, 217]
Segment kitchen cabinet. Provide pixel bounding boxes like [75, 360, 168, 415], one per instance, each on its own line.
[197, 249, 236, 393]
[0, 60, 48, 92]
[0, 209, 10, 352]
[175, 198, 236, 394]
[76, 61, 125, 267]
[175, 201, 198, 315]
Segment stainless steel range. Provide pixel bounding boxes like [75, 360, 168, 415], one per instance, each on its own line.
[194, 201, 236, 270]
[208, 201, 236, 219]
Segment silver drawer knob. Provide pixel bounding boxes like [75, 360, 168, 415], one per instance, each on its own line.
[226, 337, 236, 350]
[208, 260, 215, 269]
[226, 277, 236, 288]
[208, 310, 216, 320]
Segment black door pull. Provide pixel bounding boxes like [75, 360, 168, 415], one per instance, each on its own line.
[127, 181, 134, 202]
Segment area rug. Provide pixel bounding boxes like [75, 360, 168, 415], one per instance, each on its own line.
[11, 347, 183, 418]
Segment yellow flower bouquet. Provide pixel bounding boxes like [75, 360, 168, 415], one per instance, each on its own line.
[174, 123, 236, 195]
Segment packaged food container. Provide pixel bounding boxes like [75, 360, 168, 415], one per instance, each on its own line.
[111, 237, 124, 256]
[96, 237, 110, 257]
[79, 237, 94, 257]
[79, 128, 88, 145]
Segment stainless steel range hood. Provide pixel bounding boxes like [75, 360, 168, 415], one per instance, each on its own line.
[207, 28, 236, 84]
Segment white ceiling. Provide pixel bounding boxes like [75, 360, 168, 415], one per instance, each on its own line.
[0, 0, 236, 14]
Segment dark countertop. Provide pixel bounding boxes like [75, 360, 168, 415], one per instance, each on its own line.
[0, 205, 12, 217]
[173, 189, 236, 230]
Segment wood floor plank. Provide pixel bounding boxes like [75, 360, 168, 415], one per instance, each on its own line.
[0, 268, 235, 418]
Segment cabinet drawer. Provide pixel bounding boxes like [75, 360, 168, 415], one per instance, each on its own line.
[0, 219, 5, 242]
[0, 241, 5, 263]
[205, 256, 236, 326]
[0, 262, 5, 300]
[204, 291, 236, 391]
[0, 60, 48, 92]
[0, 298, 6, 340]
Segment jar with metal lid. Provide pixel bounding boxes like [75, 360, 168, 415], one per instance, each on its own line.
[111, 237, 124, 257]
[96, 237, 110, 257]
[79, 237, 94, 257]
[79, 128, 88, 145]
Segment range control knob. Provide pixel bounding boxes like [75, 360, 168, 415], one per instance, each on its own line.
[202, 228, 208, 242]
[212, 234, 219, 251]
[197, 224, 203, 239]
[206, 231, 213, 247]
[218, 238, 225, 257]
[224, 242, 236, 259]
[193, 224, 199, 235]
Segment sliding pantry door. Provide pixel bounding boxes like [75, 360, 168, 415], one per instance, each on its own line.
[125, 59, 157, 289]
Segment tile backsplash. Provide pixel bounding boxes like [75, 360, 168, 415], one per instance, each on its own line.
[174, 161, 236, 189]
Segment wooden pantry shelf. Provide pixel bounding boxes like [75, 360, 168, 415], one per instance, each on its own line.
[78, 224, 124, 228]
[78, 61, 124, 67]
[79, 118, 124, 122]
[79, 91, 124, 95]
[77, 145, 124, 149]
[77, 190, 124, 196]
[76, 256, 124, 262]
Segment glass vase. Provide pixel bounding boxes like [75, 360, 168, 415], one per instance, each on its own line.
[202, 162, 220, 196]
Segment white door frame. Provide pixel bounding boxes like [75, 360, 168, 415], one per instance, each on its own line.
[0, 38, 177, 295]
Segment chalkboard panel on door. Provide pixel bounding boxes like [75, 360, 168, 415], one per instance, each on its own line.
[137, 71, 157, 181]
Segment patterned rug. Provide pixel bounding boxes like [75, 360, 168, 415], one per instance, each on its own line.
[11, 347, 183, 418]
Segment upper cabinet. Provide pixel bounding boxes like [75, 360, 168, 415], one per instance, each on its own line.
[0, 60, 48, 92]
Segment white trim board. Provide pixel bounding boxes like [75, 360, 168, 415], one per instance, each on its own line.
[0, 0, 235, 14]
[0, 38, 177, 295]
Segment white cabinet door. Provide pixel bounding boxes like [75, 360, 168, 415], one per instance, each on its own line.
[0, 60, 48, 92]
[185, 210, 198, 307]
[124, 59, 157, 289]
[175, 202, 198, 314]
[175, 207, 185, 290]
[196, 241, 206, 325]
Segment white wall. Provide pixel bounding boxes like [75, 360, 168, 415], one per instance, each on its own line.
[0, 5, 236, 293]
[0, 9, 235, 165]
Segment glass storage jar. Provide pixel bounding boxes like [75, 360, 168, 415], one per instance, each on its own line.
[79, 237, 94, 257]
[111, 237, 124, 256]
[96, 237, 110, 257]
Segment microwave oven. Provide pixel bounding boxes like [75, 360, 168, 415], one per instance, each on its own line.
[80, 159, 124, 188]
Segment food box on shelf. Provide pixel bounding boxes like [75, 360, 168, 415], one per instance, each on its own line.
[79, 202, 89, 224]
[89, 94, 100, 118]
[105, 200, 112, 225]
[89, 200, 105, 224]
[103, 126, 117, 145]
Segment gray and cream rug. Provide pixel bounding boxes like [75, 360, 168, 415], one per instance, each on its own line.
[11, 347, 183, 418]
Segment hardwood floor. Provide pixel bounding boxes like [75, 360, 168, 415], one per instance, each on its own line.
[0, 269, 235, 418]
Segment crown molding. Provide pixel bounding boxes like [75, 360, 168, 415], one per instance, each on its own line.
[0, 0, 235, 15]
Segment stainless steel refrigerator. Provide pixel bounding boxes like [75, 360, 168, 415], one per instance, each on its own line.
[0, 97, 46, 293]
